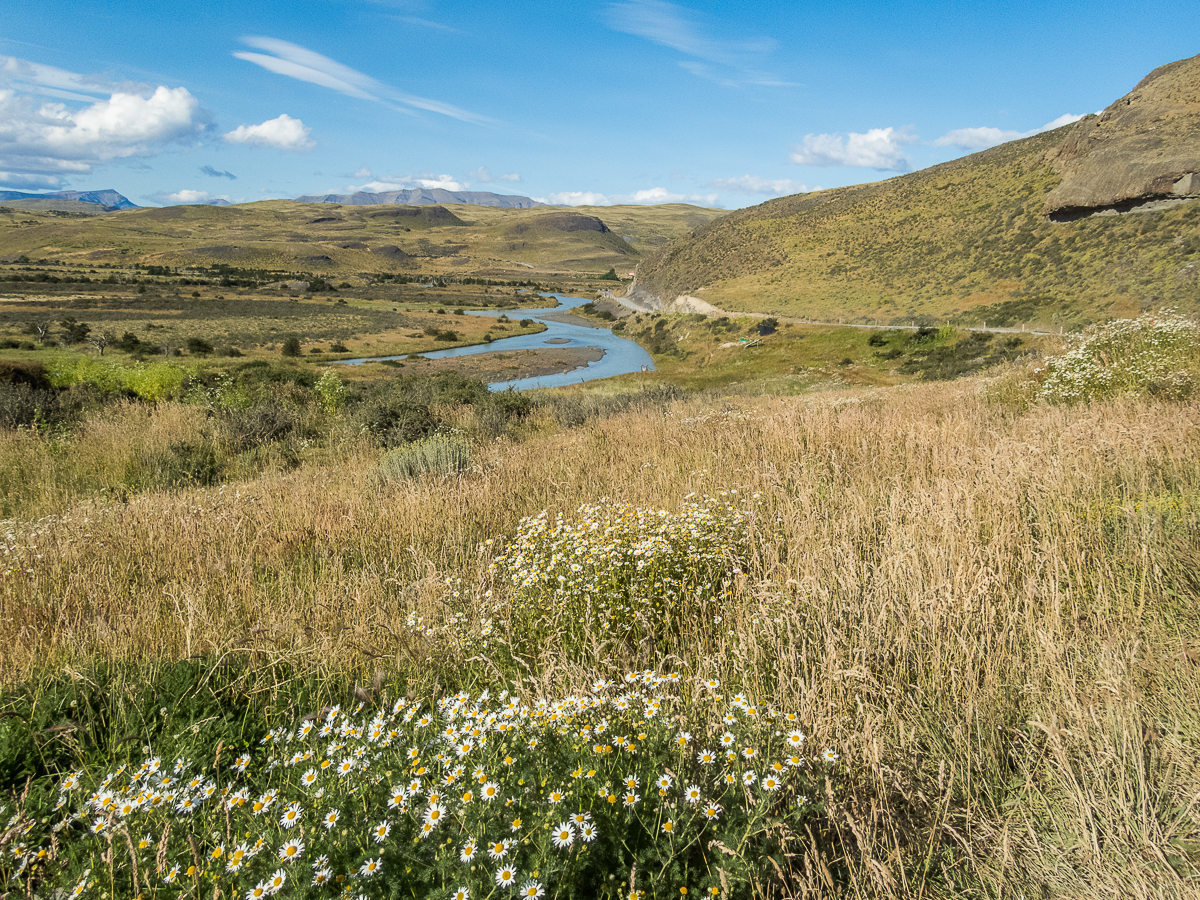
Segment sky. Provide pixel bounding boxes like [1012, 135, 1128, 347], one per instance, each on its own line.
[0, 0, 1196, 210]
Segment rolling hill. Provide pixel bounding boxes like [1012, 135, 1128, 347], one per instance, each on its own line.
[0, 200, 726, 278]
[631, 54, 1200, 329]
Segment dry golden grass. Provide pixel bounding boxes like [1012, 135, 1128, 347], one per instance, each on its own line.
[2, 381, 1198, 896]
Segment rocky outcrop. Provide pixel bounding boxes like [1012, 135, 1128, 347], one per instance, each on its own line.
[1044, 53, 1200, 220]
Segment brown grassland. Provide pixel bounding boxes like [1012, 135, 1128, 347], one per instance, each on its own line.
[2, 368, 1198, 896]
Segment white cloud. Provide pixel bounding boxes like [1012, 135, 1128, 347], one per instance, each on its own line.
[467, 166, 492, 182]
[499, 172, 521, 182]
[0, 170, 65, 191]
[790, 127, 917, 171]
[416, 175, 467, 191]
[706, 175, 812, 197]
[933, 113, 1086, 151]
[224, 113, 314, 150]
[346, 174, 468, 193]
[542, 186, 719, 207]
[165, 189, 227, 204]
[233, 36, 491, 124]
[0, 73, 210, 189]
[351, 166, 372, 178]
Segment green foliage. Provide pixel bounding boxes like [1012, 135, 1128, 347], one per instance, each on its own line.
[600, 267, 619, 281]
[378, 433, 473, 480]
[47, 358, 196, 402]
[281, 336, 302, 357]
[1036, 310, 1200, 403]
[314, 369, 348, 410]
[58, 316, 91, 344]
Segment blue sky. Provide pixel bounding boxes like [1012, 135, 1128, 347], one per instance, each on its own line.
[1, 0, 1195, 209]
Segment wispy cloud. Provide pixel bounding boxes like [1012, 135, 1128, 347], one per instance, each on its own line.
[224, 113, 315, 150]
[605, 0, 786, 86]
[1, 55, 118, 103]
[933, 113, 1085, 151]
[706, 175, 813, 197]
[233, 36, 491, 124]
[790, 127, 917, 171]
[391, 15, 461, 34]
[200, 165, 236, 180]
[539, 186, 718, 207]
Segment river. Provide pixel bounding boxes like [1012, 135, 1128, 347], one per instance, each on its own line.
[337, 293, 656, 391]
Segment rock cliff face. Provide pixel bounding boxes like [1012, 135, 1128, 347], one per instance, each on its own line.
[1043, 53, 1200, 220]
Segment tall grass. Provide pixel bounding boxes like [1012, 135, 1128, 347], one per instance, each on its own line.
[1, 382, 1198, 896]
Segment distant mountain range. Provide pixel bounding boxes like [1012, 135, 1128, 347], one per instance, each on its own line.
[295, 189, 545, 208]
[0, 189, 138, 210]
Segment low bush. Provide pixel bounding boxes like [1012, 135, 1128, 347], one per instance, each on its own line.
[378, 433, 473, 480]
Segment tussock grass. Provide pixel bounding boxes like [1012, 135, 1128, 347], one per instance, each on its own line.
[2, 382, 1198, 896]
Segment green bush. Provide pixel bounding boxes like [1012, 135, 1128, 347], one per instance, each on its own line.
[281, 336, 302, 357]
[378, 434, 473, 480]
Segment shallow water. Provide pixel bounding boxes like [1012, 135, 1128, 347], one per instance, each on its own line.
[337, 293, 655, 390]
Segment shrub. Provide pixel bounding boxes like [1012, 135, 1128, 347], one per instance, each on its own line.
[219, 405, 297, 452]
[378, 433, 473, 480]
[314, 369, 348, 410]
[1036, 310, 1200, 403]
[281, 336, 302, 357]
[186, 336, 214, 356]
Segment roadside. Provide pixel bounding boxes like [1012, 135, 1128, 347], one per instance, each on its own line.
[600, 289, 1068, 336]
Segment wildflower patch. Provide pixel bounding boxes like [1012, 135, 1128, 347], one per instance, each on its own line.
[5, 672, 836, 900]
[1036, 310, 1200, 403]
[490, 497, 752, 654]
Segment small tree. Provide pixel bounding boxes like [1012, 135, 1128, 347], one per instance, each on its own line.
[59, 317, 90, 344]
[281, 336, 302, 357]
[186, 337, 215, 356]
[87, 333, 111, 356]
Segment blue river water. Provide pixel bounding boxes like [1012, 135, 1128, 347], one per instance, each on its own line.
[337, 293, 655, 391]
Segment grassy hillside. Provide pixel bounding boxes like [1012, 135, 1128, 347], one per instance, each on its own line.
[634, 127, 1200, 328]
[0, 200, 726, 279]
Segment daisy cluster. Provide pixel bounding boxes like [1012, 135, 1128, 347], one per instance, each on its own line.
[7, 672, 835, 900]
[490, 496, 751, 645]
[1036, 310, 1200, 403]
